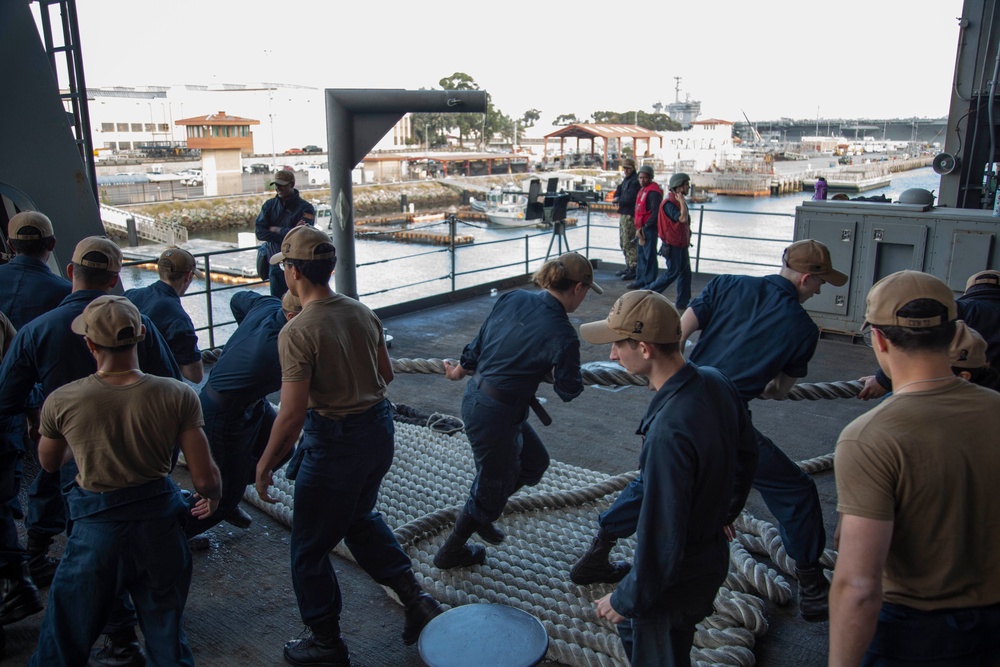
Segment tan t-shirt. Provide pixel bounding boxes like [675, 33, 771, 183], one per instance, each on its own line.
[836, 379, 1000, 610]
[0, 311, 14, 360]
[278, 294, 387, 419]
[40, 374, 203, 492]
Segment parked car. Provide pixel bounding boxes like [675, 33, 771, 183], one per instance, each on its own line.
[284, 147, 304, 155]
[246, 163, 270, 173]
[302, 145, 323, 154]
[179, 169, 202, 186]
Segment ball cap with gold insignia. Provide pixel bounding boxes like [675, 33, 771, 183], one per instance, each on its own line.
[579, 290, 681, 345]
[863, 270, 957, 329]
[71, 295, 146, 347]
[950, 320, 988, 369]
[158, 247, 204, 278]
[268, 225, 336, 265]
[782, 239, 848, 287]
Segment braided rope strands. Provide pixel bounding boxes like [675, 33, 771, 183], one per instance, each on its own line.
[241, 418, 849, 667]
[734, 513, 796, 576]
[797, 453, 835, 474]
[392, 357, 864, 402]
[733, 513, 837, 580]
[391, 358, 650, 388]
[710, 588, 769, 637]
[727, 541, 792, 605]
[778, 380, 863, 401]
[200, 347, 224, 365]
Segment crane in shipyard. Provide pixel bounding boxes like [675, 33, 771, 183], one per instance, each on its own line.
[741, 109, 763, 144]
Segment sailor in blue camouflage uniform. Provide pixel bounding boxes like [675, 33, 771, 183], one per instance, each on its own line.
[124, 247, 205, 384]
[255, 169, 315, 298]
[185, 290, 300, 537]
[28, 295, 221, 667]
[435, 252, 601, 569]
[0, 236, 181, 666]
[580, 291, 757, 666]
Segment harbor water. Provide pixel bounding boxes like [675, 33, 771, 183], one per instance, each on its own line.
[119, 168, 942, 349]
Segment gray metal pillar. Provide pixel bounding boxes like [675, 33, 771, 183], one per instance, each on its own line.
[0, 1, 104, 274]
[938, 0, 1000, 209]
[325, 89, 486, 299]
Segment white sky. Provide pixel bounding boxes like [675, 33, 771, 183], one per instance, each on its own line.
[67, 0, 963, 125]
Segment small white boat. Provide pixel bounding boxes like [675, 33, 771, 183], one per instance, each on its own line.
[487, 203, 535, 227]
[471, 188, 534, 227]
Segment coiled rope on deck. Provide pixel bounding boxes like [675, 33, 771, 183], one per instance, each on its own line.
[235, 358, 853, 666]
[244, 419, 839, 667]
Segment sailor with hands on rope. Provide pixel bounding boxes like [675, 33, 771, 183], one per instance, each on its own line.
[435, 252, 601, 569]
[184, 290, 302, 540]
[0, 236, 183, 665]
[573, 240, 845, 623]
[580, 290, 757, 667]
[27, 295, 221, 666]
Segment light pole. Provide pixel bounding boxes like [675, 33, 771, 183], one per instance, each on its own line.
[268, 86, 277, 170]
[263, 50, 278, 170]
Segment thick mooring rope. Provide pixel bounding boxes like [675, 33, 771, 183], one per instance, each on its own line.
[391, 358, 863, 401]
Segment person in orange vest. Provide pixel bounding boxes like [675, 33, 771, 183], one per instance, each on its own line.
[627, 166, 663, 290]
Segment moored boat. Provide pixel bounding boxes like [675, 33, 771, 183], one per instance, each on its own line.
[469, 188, 533, 227]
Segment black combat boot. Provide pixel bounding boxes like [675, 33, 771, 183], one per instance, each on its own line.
[433, 510, 486, 570]
[26, 535, 59, 588]
[795, 563, 830, 622]
[569, 530, 632, 585]
[283, 615, 351, 667]
[224, 505, 253, 529]
[475, 522, 505, 545]
[88, 626, 146, 667]
[383, 570, 444, 645]
[0, 562, 43, 626]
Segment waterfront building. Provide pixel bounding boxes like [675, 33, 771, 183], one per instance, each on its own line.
[175, 110, 259, 196]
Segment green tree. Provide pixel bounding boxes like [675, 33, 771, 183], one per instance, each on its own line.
[554, 113, 579, 126]
[439, 72, 478, 91]
[439, 72, 482, 148]
[590, 109, 681, 132]
[591, 110, 620, 124]
[521, 108, 541, 127]
[410, 112, 448, 149]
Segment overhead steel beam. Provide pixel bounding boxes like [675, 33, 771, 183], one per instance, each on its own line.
[325, 89, 487, 299]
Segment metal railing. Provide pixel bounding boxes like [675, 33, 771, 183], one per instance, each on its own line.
[101, 203, 188, 244]
[122, 245, 265, 350]
[121, 204, 796, 349]
[583, 204, 796, 274]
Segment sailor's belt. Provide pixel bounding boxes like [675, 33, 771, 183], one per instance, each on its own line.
[473, 374, 552, 426]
